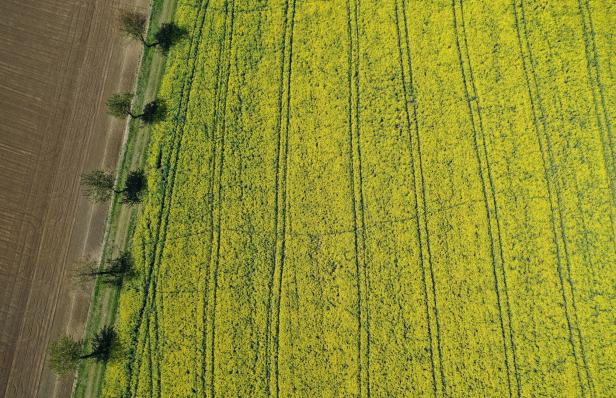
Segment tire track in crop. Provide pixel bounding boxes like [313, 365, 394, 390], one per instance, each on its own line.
[273, 0, 297, 395]
[540, 30, 601, 397]
[512, 1, 593, 396]
[345, 16, 363, 397]
[206, 1, 237, 396]
[130, 302, 150, 397]
[460, 35, 523, 396]
[130, 296, 157, 397]
[393, 0, 443, 396]
[153, 288, 162, 398]
[123, 1, 211, 395]
[197, 3, 231, 393]
[519, 2, 596, 396]
[399, 0, 449, 392]
[128, 239, 152, 397]
[133, 317, 154, 397]
[577, 0, 616, 245]
[354, 1, 372, 395]
[264, 1, 296, 396]
[539, 4, 598, 396]
[346, 0, 371, 395]
[147, 327, 153, 396]
[577, 0, 616, 183]
[197, 0, 230, 392]
[451, 1, 521, 396]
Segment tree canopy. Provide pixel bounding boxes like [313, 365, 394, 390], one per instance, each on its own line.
[48, 326, 118, 375]
[119, 10, 187, 53]
[119, 10, 148, 44]
[106, 92, 166, 124]
[48, 336, 82, 376]
[76, 251, 134, 286]
[81, 170, 115, 203]
[106, 92, 135, 119]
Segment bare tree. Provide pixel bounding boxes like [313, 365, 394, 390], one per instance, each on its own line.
[119, 10, 150, 46]
[81, 170, 115, 203]
[106, 92, 136, 119]
[106, 93, 166, 124]
[48, 325, 118, 375]
[48, 336, 83, 376]
[119, 10, 186, 53]
[76, 251, 134, 286]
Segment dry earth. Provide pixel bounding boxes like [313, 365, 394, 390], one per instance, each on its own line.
[0, 0, 148, 396]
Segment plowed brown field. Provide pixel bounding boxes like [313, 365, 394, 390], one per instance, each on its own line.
[0, 0, 147, 397]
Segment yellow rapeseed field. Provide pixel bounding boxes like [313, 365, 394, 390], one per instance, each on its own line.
[102, 0, 615, 396]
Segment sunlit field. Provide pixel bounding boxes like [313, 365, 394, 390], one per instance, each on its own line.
[102, 0, 615, 396]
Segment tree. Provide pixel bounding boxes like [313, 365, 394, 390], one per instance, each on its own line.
[87, 325, 117, 363]
[71, 256, 98, 292]
[48, 326, 117, 376]
[120, 169, 147, 205]
[119, 10, 149, 46]
[48, 336, 82, 376]
[76, 251, 134, 286]
[81, 170, 115, 203]
[106, 92, 135, 119]
[106, 93, 166, 124]
[153, 23, 188, 54]
[119, 11, 186, 53]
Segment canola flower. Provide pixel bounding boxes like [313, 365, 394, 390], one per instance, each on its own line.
[103, 0, 615, 396]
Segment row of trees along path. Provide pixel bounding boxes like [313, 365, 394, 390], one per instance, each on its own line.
[47, 8, 185, 377]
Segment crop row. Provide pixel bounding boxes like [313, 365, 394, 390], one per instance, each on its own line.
[102, 0, 615, 397]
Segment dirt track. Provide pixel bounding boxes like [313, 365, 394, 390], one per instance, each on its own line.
[0, 0, 148, 396]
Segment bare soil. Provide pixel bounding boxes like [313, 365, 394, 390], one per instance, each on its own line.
[0, 0, 148, 396]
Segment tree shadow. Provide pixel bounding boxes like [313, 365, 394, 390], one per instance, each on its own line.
[155, 23, 189, 54]
[141, 98, 168, 125]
